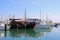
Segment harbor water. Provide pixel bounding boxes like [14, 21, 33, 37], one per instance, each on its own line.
[0, 26, 60, 40]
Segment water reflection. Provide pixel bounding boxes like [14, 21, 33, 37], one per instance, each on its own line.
[9, 29, 36, 37]
[0, 31, 5, 38]
[0, 27, 52, 40]
[0, 31, 7, 38]
[0, 28, 52, 38]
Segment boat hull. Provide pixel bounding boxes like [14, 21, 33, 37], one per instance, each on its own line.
[10, 20, 36, 29]
[34, 24, 55, 29]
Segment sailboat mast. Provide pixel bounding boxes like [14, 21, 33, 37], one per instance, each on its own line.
[40, 10, 41, 20]
[13, 14, 15, 19]
[46, 13, 48, 22]
[25, 8, 26, 22]
[24, 8, 27, 30]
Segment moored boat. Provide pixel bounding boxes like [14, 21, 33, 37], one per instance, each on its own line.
[9, 19, 36, 29]
[34, 19, 55, 29]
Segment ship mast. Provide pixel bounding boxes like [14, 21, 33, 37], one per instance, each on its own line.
[25, 8, 27, 29]
[25, 8, 26, 23]
[46, 13, 49, 24]
[13, 14, 15, 19]
[40, 10, 41, 20]
[40, 10, 41, 22]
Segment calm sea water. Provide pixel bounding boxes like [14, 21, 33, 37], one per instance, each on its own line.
[0, 26, 60, 40]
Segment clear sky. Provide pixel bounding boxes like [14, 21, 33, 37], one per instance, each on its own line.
[0, 0, 60, 22]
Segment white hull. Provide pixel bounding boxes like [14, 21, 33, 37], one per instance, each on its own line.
[34, 24, 55, 29]
[35, 24, 49, 29]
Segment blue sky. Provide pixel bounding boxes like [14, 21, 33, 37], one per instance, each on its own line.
[0, 0, 60, 22]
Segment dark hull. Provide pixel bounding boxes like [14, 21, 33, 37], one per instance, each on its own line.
[10, 20, 35, 29]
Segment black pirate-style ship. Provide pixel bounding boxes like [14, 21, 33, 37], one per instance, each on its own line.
[9, 8, 36, 29]
[9, 19, 36, 29]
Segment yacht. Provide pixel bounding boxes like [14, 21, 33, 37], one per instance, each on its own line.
[34, 20, 55, 29]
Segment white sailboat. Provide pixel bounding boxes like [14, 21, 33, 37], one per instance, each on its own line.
[34, 20, 50, 28]
[34, 11, 55, 29]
